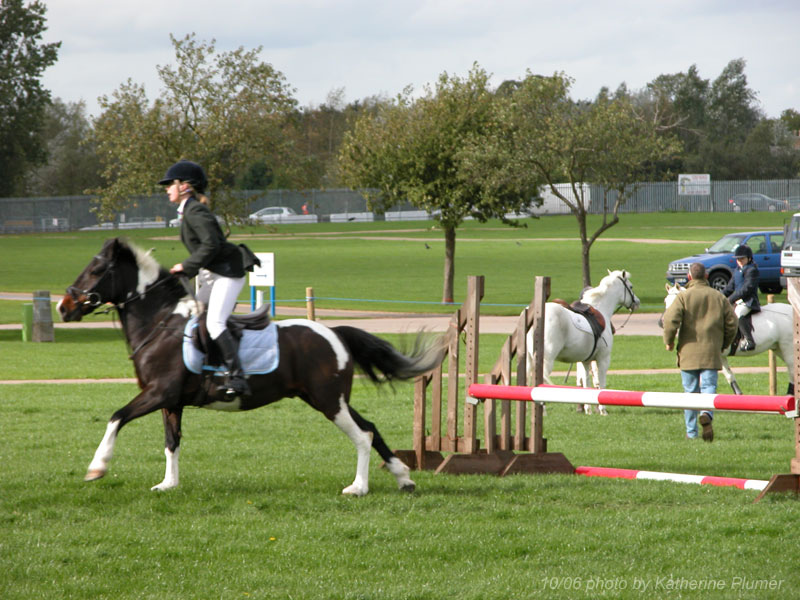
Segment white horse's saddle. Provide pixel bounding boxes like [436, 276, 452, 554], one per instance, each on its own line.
[552, 299, 609, 362]
[182, 316, 280, 375]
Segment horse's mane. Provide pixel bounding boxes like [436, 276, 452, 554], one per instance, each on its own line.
[581, 270, 628, 304]
[114, 238, 177, 297]
[122, 242, 161, 294]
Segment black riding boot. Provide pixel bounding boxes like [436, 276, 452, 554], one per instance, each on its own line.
[738, 313, 755, 352]
[214, 330, 251, 397]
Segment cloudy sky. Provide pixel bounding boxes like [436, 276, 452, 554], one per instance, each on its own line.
[40, 0, 799, 119]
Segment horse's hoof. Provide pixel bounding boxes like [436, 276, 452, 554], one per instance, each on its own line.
[342, 484, 368, 497]
[400, 482, 416, 493]
[84, 469, 106, 481]
[150, 483, 175, 492]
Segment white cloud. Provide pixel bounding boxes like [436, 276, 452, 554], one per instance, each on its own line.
[40, 0, 800, 118]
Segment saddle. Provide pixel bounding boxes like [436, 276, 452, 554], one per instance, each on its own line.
[552, 299, 612, 361]
[190, 304, 272, 363]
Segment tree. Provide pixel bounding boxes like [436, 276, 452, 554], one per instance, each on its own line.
[490, 72, 681, 287]
[26, 98, 103, 196]
[339, 64, 541, 303]
[643, 59, 778, 179]
[780, 109, 800, 134]
[91, 34, 298, 223]
[0, 0, 59, 196]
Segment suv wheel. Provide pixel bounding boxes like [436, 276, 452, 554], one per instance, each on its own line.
[708, 271, 730, 291]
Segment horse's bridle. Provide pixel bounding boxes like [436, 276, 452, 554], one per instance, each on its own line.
[617, 274, 637, 310]
[67, 254, 116, 309]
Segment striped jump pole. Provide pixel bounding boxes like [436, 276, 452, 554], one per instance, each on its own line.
[467, 384, 796, 416]
[575, 466, 769, 492]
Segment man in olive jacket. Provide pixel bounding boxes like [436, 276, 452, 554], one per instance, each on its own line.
[663, 262, 738, 441]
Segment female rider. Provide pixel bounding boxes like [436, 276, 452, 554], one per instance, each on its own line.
[160, 159, 258, 397]
[722, 244, 760, 352]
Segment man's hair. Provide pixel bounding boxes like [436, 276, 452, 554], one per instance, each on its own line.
[689, 262, 706, 280]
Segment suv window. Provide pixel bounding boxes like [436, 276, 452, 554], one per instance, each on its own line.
[747, 234, 768, 254]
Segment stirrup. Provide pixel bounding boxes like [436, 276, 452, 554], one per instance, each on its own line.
[224, 374, 251, 397]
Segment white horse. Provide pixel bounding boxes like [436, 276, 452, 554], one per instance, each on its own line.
[526, 270, 641, 414]
[662, 283, 794, 395]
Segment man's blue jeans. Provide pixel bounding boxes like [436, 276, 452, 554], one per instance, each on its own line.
[681, 369, 717, 438]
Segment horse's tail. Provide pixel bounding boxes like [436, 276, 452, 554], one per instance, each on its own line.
[332, 326, 445, 383]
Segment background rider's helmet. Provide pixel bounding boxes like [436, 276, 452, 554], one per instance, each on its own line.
[734, 244, 753, 260]
[158, 160, 207, 194]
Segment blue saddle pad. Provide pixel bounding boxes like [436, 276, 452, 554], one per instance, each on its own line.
[182, 317, 279, 375]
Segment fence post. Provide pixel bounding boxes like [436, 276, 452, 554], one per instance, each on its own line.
[32, 290, 54, 342]
[305, 287, 315, 321]
[22, 303, 33, 342]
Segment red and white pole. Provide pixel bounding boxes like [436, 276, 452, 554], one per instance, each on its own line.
[467, 384, 796, 415]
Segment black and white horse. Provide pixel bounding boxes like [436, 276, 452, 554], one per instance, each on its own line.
[57, 238, 443, 496]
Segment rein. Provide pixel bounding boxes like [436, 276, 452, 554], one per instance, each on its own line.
[611, 275, 637, 332]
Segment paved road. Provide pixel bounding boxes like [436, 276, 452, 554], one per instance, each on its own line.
[1, 291, 661, 335]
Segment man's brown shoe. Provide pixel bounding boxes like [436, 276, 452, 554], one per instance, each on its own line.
[699, 413, 714, 442]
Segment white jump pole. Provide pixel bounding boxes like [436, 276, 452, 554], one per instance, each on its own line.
[468, 383, 796, 415]
[575, 466, 769, 491]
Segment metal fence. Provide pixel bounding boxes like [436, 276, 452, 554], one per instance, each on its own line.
[2, 180, 799, 234]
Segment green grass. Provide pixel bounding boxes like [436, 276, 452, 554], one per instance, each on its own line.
[0, 212, 791, 317]
[2, 378, 799, 600]
[2, 216, 799, 599]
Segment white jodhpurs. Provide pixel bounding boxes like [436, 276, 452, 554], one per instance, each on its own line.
[195, 269, 246, 340]
[734, 300, 751, 319]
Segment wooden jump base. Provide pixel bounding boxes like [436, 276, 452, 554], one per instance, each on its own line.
[468, 383, 796, 415]
[575, 466, 768, 491]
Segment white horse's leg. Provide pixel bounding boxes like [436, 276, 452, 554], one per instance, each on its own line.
[719, 357, 741, 395]
[151, 447, 180, 491]
[575, 363, 590, 414]
[333, 396, 373, 497]
[593, 354, 611, 416]
[85, 419, 121, 481]
[775, 337, 795, 396]
[590, 360, 607, 415]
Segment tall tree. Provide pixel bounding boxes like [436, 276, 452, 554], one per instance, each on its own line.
[0, 0, 59, 196]
[339, 64, 541, 303]
[91, 34, 298, 223]
[488, 72, 680, 287]
[26, 98, 102, 196]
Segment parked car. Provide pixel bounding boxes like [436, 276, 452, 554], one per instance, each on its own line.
[728, 193, 786, 212]
[666, 230, 784, 294]
[249, 206, 297, 223]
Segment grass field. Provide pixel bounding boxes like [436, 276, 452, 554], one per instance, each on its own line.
[2, 376, 799, 599]
[0, 211, 792, 316]
[2, 215, 800, 599]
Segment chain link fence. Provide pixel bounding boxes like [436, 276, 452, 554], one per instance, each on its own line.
[2, 180, 799, 234]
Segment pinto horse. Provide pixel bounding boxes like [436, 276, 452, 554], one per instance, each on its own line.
[57, 238, 444, 496]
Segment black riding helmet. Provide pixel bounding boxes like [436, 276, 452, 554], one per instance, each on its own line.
[734, 244, 753, 260]
[158, 160, 208, 194]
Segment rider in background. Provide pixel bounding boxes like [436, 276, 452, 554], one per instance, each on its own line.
[722, 244, 760, 352]
[160, 159, 259, 397]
